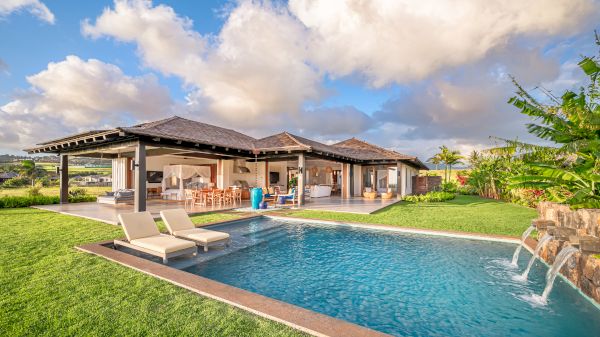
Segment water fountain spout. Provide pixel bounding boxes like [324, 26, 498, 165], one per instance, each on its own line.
[511, 226, 535, 267]
[540, 246, 579, 302]
[514, 233, 553, 282]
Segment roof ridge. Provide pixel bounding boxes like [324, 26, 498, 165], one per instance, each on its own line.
[282, 132, 311, 149]
[334, 138, 416, 159]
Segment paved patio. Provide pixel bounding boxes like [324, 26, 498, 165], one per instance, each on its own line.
[302, 196, 399, 214]
[34, 196, 398, 225]
[34, 199, 251, 225]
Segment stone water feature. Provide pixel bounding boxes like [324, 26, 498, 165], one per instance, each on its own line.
[514, 233, 553, 282]
[531, 202, 600, 304]
[511, 225, 535, 266]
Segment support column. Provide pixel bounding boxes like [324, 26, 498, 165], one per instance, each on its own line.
[59, 154, 69, 204]
[265, 160, 269, 187]
[400, 164, 407, 197]
[134, 143, 147, 212]
[396, 162, 402, 199]
[297, 153, 305, 206]
[348, 164, 354, 199]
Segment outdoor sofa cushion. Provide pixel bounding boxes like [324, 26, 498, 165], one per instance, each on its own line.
[160, 209, 230, 243]
[130, 234, 195, 254]
[160, 208, 196, 232]
[118, 211, 161, 241]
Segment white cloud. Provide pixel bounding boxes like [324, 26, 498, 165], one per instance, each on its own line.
[83, 0, 323, 124]
[0, 0, 55, 24]
[0, 55, 172, 150]
[367, 45, 570, 159]
[0, 58, 8, 75]
[289, 0, 596, 87]
[81, 0, 597, 131]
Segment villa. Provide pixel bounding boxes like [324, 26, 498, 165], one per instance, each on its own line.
[26, 116, 427, 221]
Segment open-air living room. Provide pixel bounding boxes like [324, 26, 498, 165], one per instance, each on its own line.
[27, 116, 426, 223]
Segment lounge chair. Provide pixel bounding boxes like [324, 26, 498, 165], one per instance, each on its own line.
[114, 211, 197, 263]
[160, 209, 231, 252]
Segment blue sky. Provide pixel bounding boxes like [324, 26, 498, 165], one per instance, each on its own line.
[0, 0, 598, 160]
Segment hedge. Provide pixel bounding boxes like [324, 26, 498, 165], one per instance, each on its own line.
[0, 195, 97, 208]
[403, 191, 456, 203]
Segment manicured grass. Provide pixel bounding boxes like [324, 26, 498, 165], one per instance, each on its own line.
[0, 208, 305, 337]
[0, 186, 111, 197]
[282, 195, 537, 237]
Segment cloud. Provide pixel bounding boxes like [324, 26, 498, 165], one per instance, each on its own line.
[0, 0, 55, 23]
[289, 0, 597, 87]
[368, 44, 580, 159]
[81, 0, 597, 130]
[0, 55, 172, 150]
[83, 0, 323, 124]
[0, 58, 8, 75]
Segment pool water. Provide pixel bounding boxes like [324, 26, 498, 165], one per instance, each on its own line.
[184, 218, 600, 336]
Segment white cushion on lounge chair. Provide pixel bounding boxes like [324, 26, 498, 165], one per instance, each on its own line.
[118, 211, 160, 241]
[130, 234, 196, 254]
[173, 228, 230, 244]
[160, 209, 196, 233]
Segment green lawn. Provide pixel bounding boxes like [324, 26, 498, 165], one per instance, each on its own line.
[0, 186, 111, 197]
[283, 195, 537, 237]
[0, 208, 305, 337]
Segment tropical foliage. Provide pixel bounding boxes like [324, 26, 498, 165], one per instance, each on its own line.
[504, 33, 600, 208]
[428, 146, 463, 182]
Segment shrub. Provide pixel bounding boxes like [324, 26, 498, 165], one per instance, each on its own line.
[457, 185, 477, 195]
[26, 183, 43, 197]
[0, 195, 96, 208]
[1, 177, 28, 188]
[403, 191, 455, 203]
[69, 187, 88, 197]
[440, 181, 458, 193]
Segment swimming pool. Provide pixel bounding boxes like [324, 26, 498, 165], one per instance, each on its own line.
[183, 217, 600, 336]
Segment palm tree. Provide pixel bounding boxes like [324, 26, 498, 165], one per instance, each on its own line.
[433, 146, 464, 182]
[19, 160, 46, 186]
[427, 153, 442, 170]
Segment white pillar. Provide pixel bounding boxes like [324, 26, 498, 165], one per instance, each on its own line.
[396, 162, 402, 199]
[134, 143, 146, 212]
[400, 164, 407, 197]
[217, 159, 224, 189]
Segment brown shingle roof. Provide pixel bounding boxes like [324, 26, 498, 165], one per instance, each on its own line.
[119, 116, 257, 150]
[254, 132, 350, 158]
[332, 138, 430, 169]
[26, 116, 426, 169]
[37, 130, 111, 145]
[332, 138, 413, 160]
[253, 132, 310, 151]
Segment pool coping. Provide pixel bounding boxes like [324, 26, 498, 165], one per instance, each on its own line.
[77, 214, 600, 336]
[267, 214, 525, 244]
[76, 215, 390, 337]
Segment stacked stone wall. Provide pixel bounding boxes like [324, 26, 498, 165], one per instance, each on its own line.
[536, 202, 600, 303]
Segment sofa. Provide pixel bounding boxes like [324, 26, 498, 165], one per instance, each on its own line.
[97, 189, 135, 204]
[310, 185, 332, 198]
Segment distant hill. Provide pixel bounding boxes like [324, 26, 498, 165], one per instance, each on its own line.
[0, 154, 111, 167]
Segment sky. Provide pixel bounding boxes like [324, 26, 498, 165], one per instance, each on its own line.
[0, 0, 599, 161]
